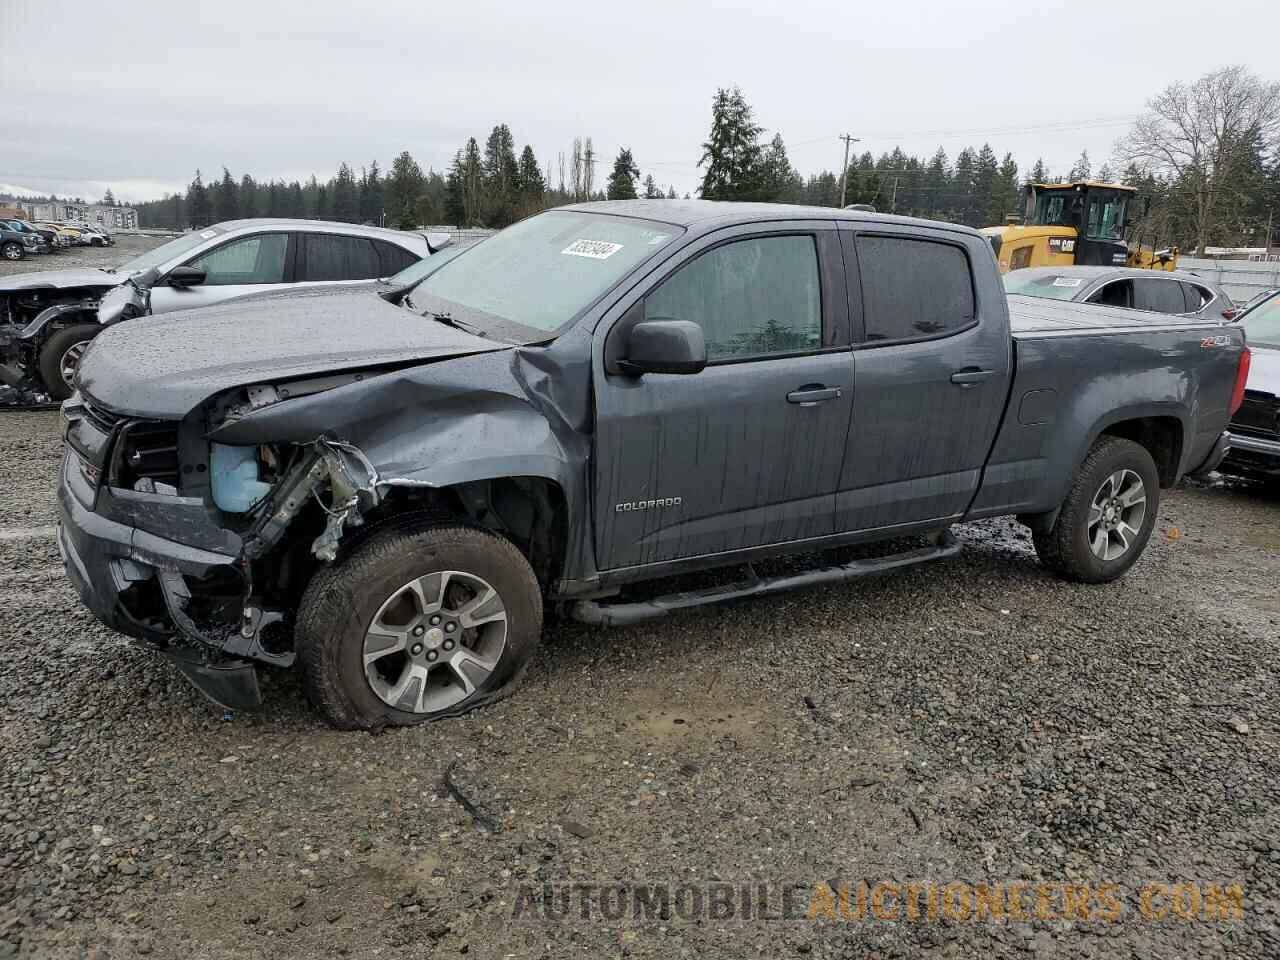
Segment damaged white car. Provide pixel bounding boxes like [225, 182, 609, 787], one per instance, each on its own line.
[0, 219, 447, 400]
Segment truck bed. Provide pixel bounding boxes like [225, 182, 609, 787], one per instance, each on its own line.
[1007, 293, 1222, 336]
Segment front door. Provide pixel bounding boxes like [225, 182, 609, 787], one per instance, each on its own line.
[834, 227, 1010, 533]
[149, 232, 291, 314]
[593, 225, 854, 571]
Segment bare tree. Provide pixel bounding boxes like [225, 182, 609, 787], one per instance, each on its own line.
[570, 139, 583, 201]
[1118, 66, 1280, 254]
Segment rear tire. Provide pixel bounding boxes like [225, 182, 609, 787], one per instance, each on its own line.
[37, 323, 101, 400]
[1032, 436, 1160, 583]
[297, 524, 542, 729]
[1, 241, 22, 261]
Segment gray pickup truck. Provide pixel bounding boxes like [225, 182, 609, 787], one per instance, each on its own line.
[57, 201, 1250, 728]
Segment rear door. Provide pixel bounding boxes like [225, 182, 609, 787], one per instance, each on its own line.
[834, 227, 1011, 533]
[295, 232, 389, 289]
[149, 231, 292, 314]
[592, 222, 854, 570]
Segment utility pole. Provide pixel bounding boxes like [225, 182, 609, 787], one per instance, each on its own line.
[891, 177, 900, 215]
[1266, 208, 1274, 261]
[837, 134, 859, 207]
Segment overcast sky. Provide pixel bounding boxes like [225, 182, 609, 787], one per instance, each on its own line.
[2, 0, 1275, 204]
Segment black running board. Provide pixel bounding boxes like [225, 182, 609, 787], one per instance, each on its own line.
[570, 530, 961, 626]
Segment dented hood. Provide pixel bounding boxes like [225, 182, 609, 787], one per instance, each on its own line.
[0, 267, 125, 293]
[76, 286, 507, 419]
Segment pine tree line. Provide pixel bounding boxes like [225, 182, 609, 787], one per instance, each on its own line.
[134, 75, 1280, 250]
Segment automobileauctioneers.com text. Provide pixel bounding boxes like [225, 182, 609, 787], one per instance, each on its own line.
[509, 880, 1245, 924]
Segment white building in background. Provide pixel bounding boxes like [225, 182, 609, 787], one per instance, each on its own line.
[19, 200, 137, 229]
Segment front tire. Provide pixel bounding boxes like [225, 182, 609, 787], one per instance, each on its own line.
[1, 241, 22, 261]
[297, 524, 542, 729]
[1032, 436, 1160, 583]
[38, 323, 101, 400]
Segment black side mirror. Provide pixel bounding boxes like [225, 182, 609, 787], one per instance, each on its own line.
[167, 265, 207, 288]
[619, 319, 706, 376]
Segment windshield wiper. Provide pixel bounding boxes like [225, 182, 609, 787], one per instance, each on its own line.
[427, 310, 487, 338]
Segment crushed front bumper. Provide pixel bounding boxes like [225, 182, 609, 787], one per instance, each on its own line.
[56, 452, 264, 709]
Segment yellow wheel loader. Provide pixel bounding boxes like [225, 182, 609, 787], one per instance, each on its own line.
[981, 181, 1177, 273]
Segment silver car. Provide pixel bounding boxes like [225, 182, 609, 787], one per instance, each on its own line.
[1003, 266, 1233, 323]
[0, 219, 449, 399]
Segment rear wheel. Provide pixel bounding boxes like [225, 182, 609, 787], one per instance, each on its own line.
[297, 524, 542, 729]
[1, 241, 22, 261]
[1032, 436, 1160, 583]
[37, 323, 101, 400]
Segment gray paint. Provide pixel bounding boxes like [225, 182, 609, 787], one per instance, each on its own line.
[57, 201, 1246, 668]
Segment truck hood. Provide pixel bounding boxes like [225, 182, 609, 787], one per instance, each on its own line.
[0, 267, 126, 293]
[1246, 345, 1280, 396]
[77, 286, 508, 419]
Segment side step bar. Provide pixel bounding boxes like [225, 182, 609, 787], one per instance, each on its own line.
[570, 529, 961, 627]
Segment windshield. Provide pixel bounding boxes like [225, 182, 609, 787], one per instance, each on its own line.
[1243, 293, 1280, 349]
[1003, 271, 1087, 300]
[413, 210, 681, 339]
[118, 227, 225, 274]
[1032, 192, 1078, 227]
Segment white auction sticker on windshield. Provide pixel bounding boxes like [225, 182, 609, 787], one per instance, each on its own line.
[562, 239, 623, 260]
[1051, 277, 1084, 287]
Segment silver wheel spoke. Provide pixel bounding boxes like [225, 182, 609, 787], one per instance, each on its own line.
[363, 625, 408, 666]
[454, 587, 506, 628]
[1087, 504, 1104, 526]
[446, 646, 497, 695]
[1116, 522, 1139, 550]
[1118, 484, 1145, 509]
[406, 571, 450, 616]
[1091, 526, 1109, 559]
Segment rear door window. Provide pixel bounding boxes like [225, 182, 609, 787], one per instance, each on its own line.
[1180, 282, 1211, 312]
[187, 233, 288, 285]
[299, 234, 383, 281]
[375, 240, 419, 276]
[1132, 277, 1187, 314]
[855, 235, 975, 343]
[1088, 280, 1132, 308]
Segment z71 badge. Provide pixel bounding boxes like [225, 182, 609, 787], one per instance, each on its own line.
[1200, 335, 1231, 348]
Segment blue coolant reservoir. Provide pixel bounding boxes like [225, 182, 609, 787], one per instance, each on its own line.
[210, 443, 274, 513]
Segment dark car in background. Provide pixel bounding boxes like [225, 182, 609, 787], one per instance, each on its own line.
[2, 219, 56, 254]
[0, 221, 41, 261]
[1004, 266, 1233, 323]
[1222, 291, 1280, 481]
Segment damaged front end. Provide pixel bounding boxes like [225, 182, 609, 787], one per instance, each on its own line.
[58, 384, 389, 710]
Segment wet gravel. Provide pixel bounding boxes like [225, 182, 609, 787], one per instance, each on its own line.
[0, 233, 171, 279]
[2, 419, 1279, 956]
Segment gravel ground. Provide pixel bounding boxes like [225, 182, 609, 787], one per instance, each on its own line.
[1, 407, 1277, 959]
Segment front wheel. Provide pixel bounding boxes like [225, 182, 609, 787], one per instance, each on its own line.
[1, 241, 23, 261]
[297, 524, 542, 729]
[1032, 436, 1160, 583]
[37, 323, 101, 400]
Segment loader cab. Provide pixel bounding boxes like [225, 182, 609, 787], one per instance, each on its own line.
[1025, 181, 1133, 268]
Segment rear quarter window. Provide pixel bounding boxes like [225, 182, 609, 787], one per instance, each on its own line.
[856, 235, 976, 343]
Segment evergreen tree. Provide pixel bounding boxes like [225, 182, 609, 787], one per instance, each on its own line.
[287, 181, 305, 218]
[516, 145, 545, 213]
[215, 167, 239, 221]
[606, 148, 640, 200]
[973, 143, 1000, 225]
[1028, 158, 1049, 185]
[994, 152, 1020, 223]
[759, 134, 803, 202]
[461, 138, 483, 226]
[386, 151, 426, 229]
[102, 188, 115, 206]
[922, 148, 951, 217]
[951, 148, 977, 225]
[239, 174, 260, 217]
[444, 152, 466, 226]
[642, 174, 661, 199]
[483, 124, 520, 226]
[699, 86, 764, 200]
[187, 170, 211, 227]
[359, 160, 384, 224]
[332, 162, 358, 222]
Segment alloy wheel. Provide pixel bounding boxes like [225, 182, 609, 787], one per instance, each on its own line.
[362, 569, 508, 714]
[60, 341, 92, 390]
[1087, 469, 1147, 561]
